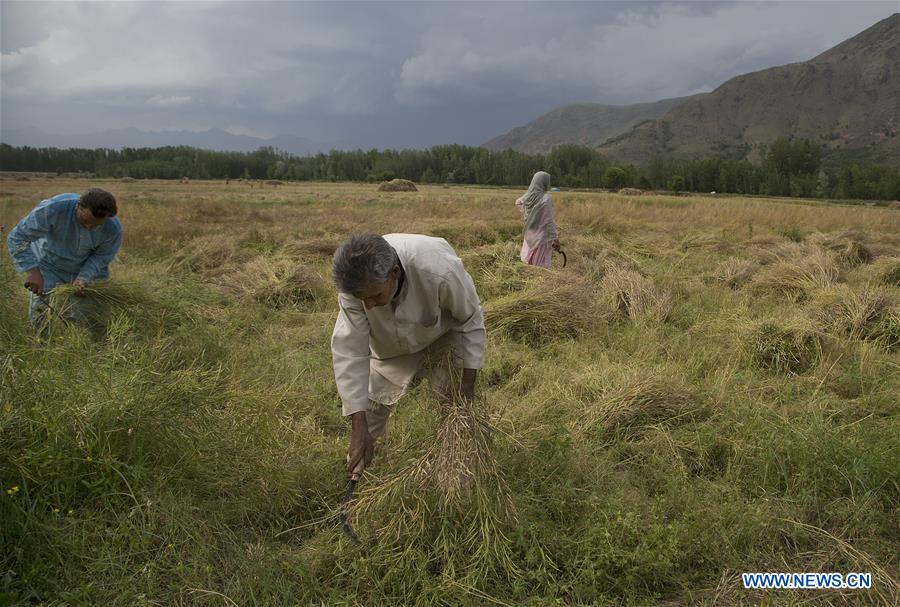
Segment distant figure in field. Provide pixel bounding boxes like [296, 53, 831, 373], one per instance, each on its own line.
[6, 189, 123, 334]
[516, 171, 560, 267]
[331, 233, 485, 477]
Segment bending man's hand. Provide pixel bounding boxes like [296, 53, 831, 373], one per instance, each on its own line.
[551, 239, 561, 252]
[24, 268, 44, 295]
[347, 411, 374, 478]
[72, 278, 87, 298]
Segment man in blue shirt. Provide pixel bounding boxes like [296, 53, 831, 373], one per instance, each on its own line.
[6, 188, 123, 333]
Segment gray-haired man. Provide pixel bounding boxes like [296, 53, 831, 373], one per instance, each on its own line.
[331, 233, 486, 477]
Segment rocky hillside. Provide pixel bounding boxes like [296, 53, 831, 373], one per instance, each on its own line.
[598, 14, 899, 165]
[481, 95, 704, 154]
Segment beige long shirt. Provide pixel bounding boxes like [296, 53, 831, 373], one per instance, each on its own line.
[331, 234, 485, 416]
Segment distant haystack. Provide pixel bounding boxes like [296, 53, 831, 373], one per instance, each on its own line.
[378, 179, 418, 192]
[618, 188, 643, 196]
[120, 176, 136, 183]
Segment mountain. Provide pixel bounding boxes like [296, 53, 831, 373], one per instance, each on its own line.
[0, 127, 329, 156]
[481, 95, 705, 154]
[598, 13, 900, 165]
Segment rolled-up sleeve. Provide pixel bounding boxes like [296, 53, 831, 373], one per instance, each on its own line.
[439, 261, 485, 369]
[76, 225, 123, 283]
[6, 204, 53, 273]
[331, 293, 373, 416]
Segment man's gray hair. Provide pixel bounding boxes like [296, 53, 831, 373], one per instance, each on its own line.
[332, 234, 399, 293]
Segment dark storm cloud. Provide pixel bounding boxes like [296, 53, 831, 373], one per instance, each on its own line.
[1, 1, 896, 148]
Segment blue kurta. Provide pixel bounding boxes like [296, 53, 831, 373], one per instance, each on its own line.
[6, 193, 123, 290]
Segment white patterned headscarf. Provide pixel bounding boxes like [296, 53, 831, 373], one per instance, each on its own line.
[516, 171, 558, 250]
[520, 171, 551, 216]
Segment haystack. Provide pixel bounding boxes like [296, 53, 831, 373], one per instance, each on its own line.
[378, 179, 418, 192]
[618, 188, 643, 196]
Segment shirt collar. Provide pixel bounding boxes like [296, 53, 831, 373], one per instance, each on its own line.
[391, 261, 409, 309]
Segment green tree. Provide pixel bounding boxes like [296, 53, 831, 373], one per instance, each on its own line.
[603, 166, 629, 189]
[668, 175, 685, 192]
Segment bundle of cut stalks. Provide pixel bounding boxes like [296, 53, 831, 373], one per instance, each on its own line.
[600, 265, 673, 321]
[745, 318, 823, 374]
[808, 285, 899, 348]
[346, 361, 518, 583]
[225, 255, 326, 308]
[748, 246, 842, 300]
[460, 241, 520, 273]
[484, 271, 608, 344]
[576, 367, 697, 433]
[43, 280, 169, 336]
[170, 233, 248, 274]
[283, 237, 340, 258]
[807, 231, 872, 267]
[862, 256, 900, 287]
[50, 280, 158, 311]
[708, 257, 760, 289]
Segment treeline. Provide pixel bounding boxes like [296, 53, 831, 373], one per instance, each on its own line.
[1, 140, 898, 200]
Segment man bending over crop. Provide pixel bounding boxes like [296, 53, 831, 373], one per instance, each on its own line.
[6, 189, 123, 334]
[331, 233, 485, 477]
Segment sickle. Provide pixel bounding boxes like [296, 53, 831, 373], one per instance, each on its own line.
[559, 249, 567, 268]
[338, 475, 360, 545]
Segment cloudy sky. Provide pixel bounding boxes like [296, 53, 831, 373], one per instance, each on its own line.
[1, 1, 896, 149]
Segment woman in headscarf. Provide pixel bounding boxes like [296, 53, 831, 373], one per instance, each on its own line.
[516, 171, 560, 267]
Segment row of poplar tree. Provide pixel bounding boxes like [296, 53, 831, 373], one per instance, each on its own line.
[1, 140, 897, 201]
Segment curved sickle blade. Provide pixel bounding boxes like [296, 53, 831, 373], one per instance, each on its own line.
[339, 478, 360, 545]
[560, 249, 567, 268]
